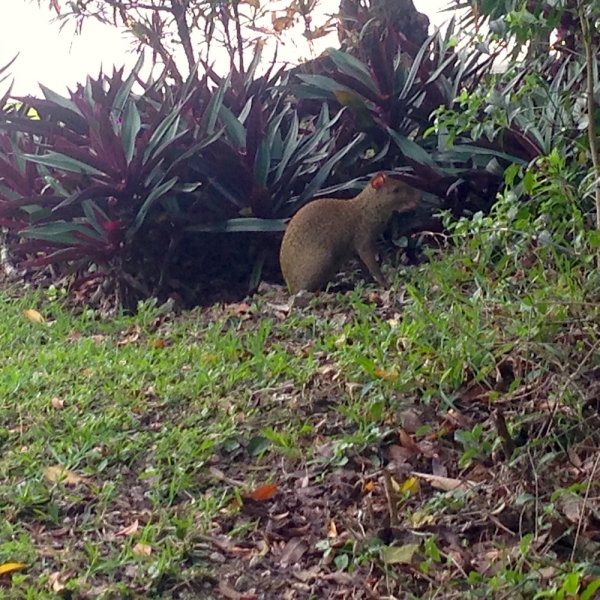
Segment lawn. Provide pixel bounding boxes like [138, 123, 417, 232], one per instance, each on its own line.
[2, 243, 600, 599]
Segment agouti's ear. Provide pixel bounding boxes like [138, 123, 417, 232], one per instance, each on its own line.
[370, 172, 386, 190]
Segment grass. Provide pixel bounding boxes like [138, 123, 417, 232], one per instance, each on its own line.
[2, 240, 600, 599]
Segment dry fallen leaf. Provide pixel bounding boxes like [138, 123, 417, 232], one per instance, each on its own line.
[48, 571, 65, 592]
[43, 466, 83, 485]
[279, 537, 308, 567]
[219, 579, 257, 600]
[411, 471, 476, 492]
[248, 483, 278, 501]
[132, 543, 152, 556]
[51, 397, 65, 410]
[23, 309, 45, 324]
[0, 562, 25, 576]
[398, 428, 421, 455]
[117, 520, 139, 537]
[328, 520, 338, 538]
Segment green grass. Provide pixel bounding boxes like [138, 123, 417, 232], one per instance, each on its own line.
[2, 243, 600, 599]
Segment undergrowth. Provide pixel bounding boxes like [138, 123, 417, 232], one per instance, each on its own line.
[2, 209, 600, 598]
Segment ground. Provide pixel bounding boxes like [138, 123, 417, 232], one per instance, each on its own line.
[1, 244, 600, 599]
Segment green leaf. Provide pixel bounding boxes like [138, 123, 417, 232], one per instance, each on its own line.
[387, 130, 440, 169]
[20, 221, 103, 244]
[82, 200, 109, 236]
[254, 139, 271, 187]
[129, 176, 178, 237]
[296, 74, 357, 97]
[219, 104, 246, 147]
[121, 101, 142, 164]
[381, 544, 420, 565]
[294, 133, 365, 210]
[247, 435, 272, 456]
[112, 53, 144, 117]
[275, 112, 299, 182]
[166, 127, 224, 172]
[186, 218, 287, 233]
[327, 48, 380, 97]
[23, 152, 107, 176]
[144, 112, 181, 163]
[39, 84, 83, 116]
[201, 75, 230, 137]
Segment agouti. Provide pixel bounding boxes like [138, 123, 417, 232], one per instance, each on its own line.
[280, 172, 421, 294]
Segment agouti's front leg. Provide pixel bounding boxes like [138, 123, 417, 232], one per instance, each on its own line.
[357, 244, 389, 288]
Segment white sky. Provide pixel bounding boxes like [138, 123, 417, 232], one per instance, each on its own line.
[0, 0, 453, 96]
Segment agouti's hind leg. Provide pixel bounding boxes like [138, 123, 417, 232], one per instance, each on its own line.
[357, 244, 389, 288]
[295, 251, 339, 292]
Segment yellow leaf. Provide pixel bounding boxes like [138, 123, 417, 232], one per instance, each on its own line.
[381, 543, 420, 565]
[401, 476, 419, 495]
[133, 543, 152, 556]
[0, 562, 25, 575]
[328, 520, 338, 538]
[43, 466, 82, 485]
[374, 368, 399, 382]
[333, 90, 368, 111]
[23, 309, 45, 324]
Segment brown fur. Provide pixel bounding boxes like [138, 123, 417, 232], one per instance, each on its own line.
[280, 173, 421, 294]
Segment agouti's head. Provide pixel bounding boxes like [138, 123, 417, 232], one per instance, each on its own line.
[369, 172, 421, 212]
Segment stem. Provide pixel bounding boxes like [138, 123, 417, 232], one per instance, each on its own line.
[578, 0, 600, 230]
[231, 0, 245, 73]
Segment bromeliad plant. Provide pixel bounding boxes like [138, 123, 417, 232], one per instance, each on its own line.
[290, 19, 532, 215]
[0, 53, 368, 306]
[0, 57, 229, 301]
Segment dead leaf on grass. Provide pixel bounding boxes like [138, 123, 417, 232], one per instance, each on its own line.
[48, 571, 65, 592]
[398, 428, 421, 455]
[22, 309, 45, 324]
[328, 520, 338, 538]
[149, 338, 166, 349]
[117, 520, 139, 536]
[247, 483, 278, 501]
[43, 466, 83, 485]
[401, 410, 422, 433]
[50, 397, 65, 410]
[280, 537, 308, 566]
[132, 543, 152, 556]
[431, 458, 448, 478]
[411, 471, 476, 492]
[0, 562, 25, 576]
[218, 579, 258, 599]
[381, 543, 420, 564]
[559, 492, 585, 524]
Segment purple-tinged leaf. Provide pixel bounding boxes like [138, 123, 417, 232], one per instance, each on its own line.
[129, 176, 178, 236]
[22, 152, 107, 176]
[112, 53, 144, 117]
[20, 221, 104, 245]
[187, 217, 287, 233]
[326, 48, 381, 98]
[121, 101, 142, 164]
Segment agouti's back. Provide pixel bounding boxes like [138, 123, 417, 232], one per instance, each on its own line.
[280, 172, 420, 294]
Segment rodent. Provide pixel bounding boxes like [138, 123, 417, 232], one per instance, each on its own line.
[279, 172, 421, 294]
